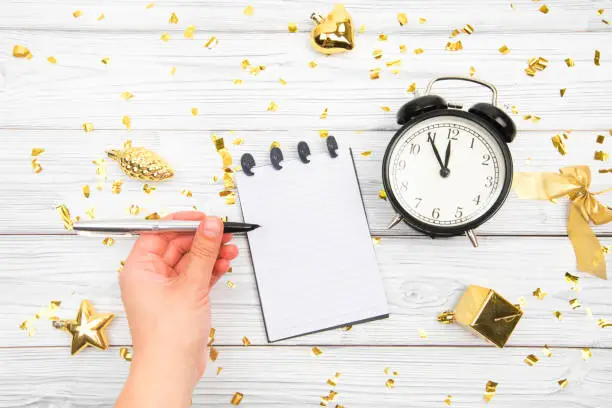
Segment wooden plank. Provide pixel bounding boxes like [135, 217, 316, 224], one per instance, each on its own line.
[0, 346, 608, 407]
[1, 129, 610, 236]
[1, 30, 610, 131]
[3, 235, 611, 348]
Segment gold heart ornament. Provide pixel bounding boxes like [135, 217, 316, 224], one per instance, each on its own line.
[310, 4, 355, 55]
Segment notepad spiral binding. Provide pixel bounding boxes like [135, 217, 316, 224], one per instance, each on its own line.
[240, 135, 339, 176]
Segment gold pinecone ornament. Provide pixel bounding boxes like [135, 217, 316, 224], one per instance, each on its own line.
[106, 146, 174, 182]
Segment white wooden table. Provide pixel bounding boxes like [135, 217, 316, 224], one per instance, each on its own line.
[1, 1, 611, 406]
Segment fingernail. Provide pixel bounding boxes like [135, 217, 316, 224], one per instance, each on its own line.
[202, 218, 221, 238]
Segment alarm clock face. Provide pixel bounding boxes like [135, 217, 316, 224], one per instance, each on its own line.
[383, 110, 512, 235]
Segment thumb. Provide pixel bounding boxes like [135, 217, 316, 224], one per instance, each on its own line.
[181, 216, 224, 291]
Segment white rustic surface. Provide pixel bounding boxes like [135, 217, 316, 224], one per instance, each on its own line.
[1, 0, 611, 406]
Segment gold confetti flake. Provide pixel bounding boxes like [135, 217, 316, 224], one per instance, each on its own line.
[444, 395, 452, 406]
[142, 184, 156, 194]
[420, 17, 427, 24]
[184, 25, 196, 39]
[243, 4, 254, 16]
[450, 29, 461, 38]
[233, 79, 243, 85]
[160, 33, 171, 42]
[484, 381, 498, 403]
[378, 33, 388, 41]
[469, 66, 476, 76]
[560, 88, 567, 97]
[418, 328, 428, 338]
[191, 108, 199, 116]
[565, 272, 579, 285]
[370, 68, 381, 80]
[511, 106, 519, 114]
[82, 185, 91, 198]
[98, 13, 105, 21]
[554, 310, 563, 321]
[319, 130, 329, 138]
[558, 378, 568, 388]
[82, 122, 94, 132]
[146, 3, 155, 9]
[231, 392, 244, 406]
[308, 61, 318, 68]
[86, 207, 96, 219]
[73, 10, 83, 18]
[597, 135, 606, 144]
[499, 45, 511, 55]
[524, 354, 539, 366]
[31, 149, 44, 159]
[119, 347, 133, 362]
[407, 82, 417, 93]
[170, 67, 176, 75]
[397, 13, 408, 26]
[288, 22, 298, 33]
[581, 347, 592, 360]
[145, 212, 160, 220]
[169, 12, 179, 24]
[359, 24, 365, 33]
[226, 280, 236, 288]
[414, 48, 424, 55]
[569, 298, 581, 309]
[378, 190, 387, 200]
[223, 173, 235, 189]
[437, 310, 455, 324]
[47, 56, 57, 64]
[205, 36, 218, 49]
[241, 59, 250, 70]
[31, 158, 42, 173]
[552, 135, 567, 156]
[445, 41, 463, 51]
[242, 336, 251, 346]
[361, 150, 372, 157]
[102, 237, 115, 247]
[399, 44, 407, 53]
[386, 60, 401, 69]
[385, 379, 395, 388]
[343, 325, 352, 331]
[112, 180, 123, 194]
[120, 92, 134, 101]
[532, 288, 547, 300]
[180, 188, 193, 197]
[597, 318, 611, 328]
[279, 78, 287, 85]
[209, 346, 218, 361]
[463, 24, 475, 35]
[122, 115, 131, 130]
[100, 56, 110, 65]
[595, 151, 609, 161]
[312, 346, 323, 356]
[232, 138, 244, 146]
[518, 296, 527, 309]
[565, 58, 575, 67]
[598, 9, 605, 15]
[128, 204, 140, 216]
[267, 101, 278, 112]
[320, 108, 328, 119]
[372, 237, 381, 245]
[594, 50, 601, 66]
[373, 49, 383, 59]
[542, 344, 552, 357]
[603, 19, 610, 25]
[13, 45, 32, 59]
[217, 367, 223, 376]
[56, 204, 74, 230]
[539, 5, 549, 14]
[225, 195, 236, 205]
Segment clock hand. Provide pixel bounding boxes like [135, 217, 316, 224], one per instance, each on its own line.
[444, 140, 452, 170]
[429, 138, 450, 178]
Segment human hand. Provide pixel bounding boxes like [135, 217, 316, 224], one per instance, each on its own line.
[116, 212, 238, 408]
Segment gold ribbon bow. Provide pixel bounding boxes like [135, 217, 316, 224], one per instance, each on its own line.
[514, 166, 612, 279]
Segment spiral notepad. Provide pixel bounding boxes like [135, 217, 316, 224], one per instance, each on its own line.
[236, 139, 389, 342]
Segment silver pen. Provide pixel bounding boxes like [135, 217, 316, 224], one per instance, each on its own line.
[73, 219, 260, 235]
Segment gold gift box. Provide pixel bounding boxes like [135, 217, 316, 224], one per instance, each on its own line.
[454, 285, 523, 348]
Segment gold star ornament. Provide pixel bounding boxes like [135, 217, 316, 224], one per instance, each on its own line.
[53, 300, 115, 355]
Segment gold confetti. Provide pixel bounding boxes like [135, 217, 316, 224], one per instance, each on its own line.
[565, 58, 575, 67]
[146, 3, 155, 9]
[231, 392, 244, 405]
[184, 25, 196, 39]
[205, 36, 218, 49]
[143, 184, 156, 194]
[420, 17, 427, 24]
[191, 108, 199, 116]
[511, 106, 519, 114]
[565, 272, 579, 285]
[598, 9, 605, 15]
[180, 189, 193, 198]
[445, 41, 463, 51]
[539, 5, 549, 14]
[102, 237, 115, 247]
[233, 79, 243, 85]
[56, 204, 74, 230]
[462, 24, 475, 34]
[160, 33, 170, 42]
[73, 10, 83, 18]
[373, 49, 383, 59]
[532, 288, 547, 300]
[145, 212, 160, 220]
[343, 325, 352, 331]
[82, 122, 94, 133]
[241, 59, 250, 70]
[119, 347, 133, 362]
[308, 61, 318, 68]
[414, 48, 424, 55]
[32, 149, 44, 159]
[31, 158, 42, 173]
[499, 45, 511, 55]
[279, 78, 287, 85]
[370, 68, 381, 80]
[12, 45, 32, 59]
[542, 345, 552, 357]
[524, 354, 539, 366]
[361, 150, 372, 157]
[378, 33, 388, 41]
[569, 298, 581, 309]
[558, 378, 568, 388]
[552, 135, 567, 156]
[378, 190, 387, 200]
[121, 116, 131, 130]
[560, 88, 567, 97]
[225, 195, 236, 205]
[226, 280, 236, 288]
[312, 346, 323, 356]
[386, 60, 401, 69]
[47, 56, 57, 64]
[595, 50, 601, 66]
[170, 67, 176, 75]
[397, 13, 408, 26]
[399, 44, 407, 53]
[243, 4, 254, 16]
[407, 82, 417, 93]
[112, 180, 123, 194]
[232, 138, 244, 146]
[450, 29, 461, 38]
[603, 19, 610, 25]
[320, 108, 328, 119]
[288, 22, 298, 33]
[82, 185, 90, 198]
[97, 14, 105, 21]
[223, 173, 235, 189]
[554, 310, 563, 320]
[518, 296, 527, 309]
[444, 395, 452, 406]
[581, 347, 592, 360]
[437, 310, 455, 324]
[169, 12, 179, 24]
[484, 381, 498, 403]
[418, 328, 428, 339]
[385, 379, 395, 389]
[469, 66, 476, 77]
[209, 346, 218, 361]
[319, 130, 329, 138]
[597, 318, 611, 328]
[595, 151, 609, 161]
[359, 24, 365, 33]
[597, 135, 606, 144]
[267, 101, 278, 112]
[217, 367, 223, 376]
[242, 336, 251, 346]
[85, 207, 95, 219]
[128, 204, 140, 216]
[101, 56, 110, 65]
[120, 92, 134, 101]
[372, 237, 381, 245]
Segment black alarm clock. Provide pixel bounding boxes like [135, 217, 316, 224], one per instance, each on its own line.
[382, 77, 516, 247]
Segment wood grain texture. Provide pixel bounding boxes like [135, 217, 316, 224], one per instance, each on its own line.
[3, 235, 611, 348]
[0, 346, 609, 407]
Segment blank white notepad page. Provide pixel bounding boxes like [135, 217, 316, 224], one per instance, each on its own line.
[236, 149, 389, 342]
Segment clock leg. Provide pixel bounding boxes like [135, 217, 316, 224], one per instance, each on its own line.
[386, 214, 404, 229]
[466, 229, 479, 248]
